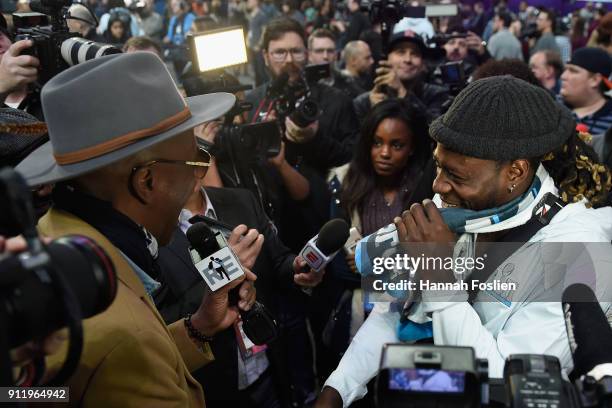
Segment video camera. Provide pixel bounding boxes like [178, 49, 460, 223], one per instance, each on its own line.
[184, 82, 282, 163]
[360, 0, 458, 56]
[182, 77, 282, 164]
[13, 0, 121, 85]
[429, 33, 469, 46]
[216, 101, 282, 163]
[439, 61, 467, 94]
[375, 344, 612, 408]
[182, 26, 282, 162]
[0, 168, 117, 386]
[375, 344, 489, 408]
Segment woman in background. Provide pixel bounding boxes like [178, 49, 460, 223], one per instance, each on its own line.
[104, 13, 131, 46]
[312, 99, 435, 385]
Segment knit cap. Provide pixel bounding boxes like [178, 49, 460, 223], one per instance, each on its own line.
[429, 76, 575, 160]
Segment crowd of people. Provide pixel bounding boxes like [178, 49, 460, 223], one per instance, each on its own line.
[1, 0, 612, 407]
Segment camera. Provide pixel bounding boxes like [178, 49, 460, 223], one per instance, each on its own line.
[430, 33, 469, 46]
[217, 120, 282, 162]
[360, 0, 425, 27]
[12, 0, 121, 85]
[504, 354, 567, 408]
[375, 344, 489, 408]
[520, 22, 539, 40]
[439, 61, 467, 92]
[266, 63, 329, 129]
[0, 168, 117, 385]
[182, 71, 282, 163]
[374, 344, 612, 408]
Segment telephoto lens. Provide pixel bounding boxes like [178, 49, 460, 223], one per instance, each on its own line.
[60, 37, 121, 67]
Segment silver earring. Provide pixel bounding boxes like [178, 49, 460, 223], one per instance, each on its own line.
[508, 184, 516, 193]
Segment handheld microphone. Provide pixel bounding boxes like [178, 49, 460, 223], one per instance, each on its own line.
[354, 208, 464, 277]
[186, 222, 278, 345]
[298, 218, 350, 273]
[186, 222, 244, 291]
[562, 283, 612, 381]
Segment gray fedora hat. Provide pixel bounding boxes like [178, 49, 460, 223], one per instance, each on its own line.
[16, 52, 235, 186]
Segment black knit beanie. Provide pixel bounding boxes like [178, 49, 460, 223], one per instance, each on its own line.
[429, 76, 576, 161]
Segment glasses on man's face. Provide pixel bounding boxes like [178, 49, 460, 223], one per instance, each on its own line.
[131, 147, 212, 180]
[269, 47, 306, 62]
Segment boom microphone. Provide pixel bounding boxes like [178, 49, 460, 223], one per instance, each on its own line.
[186, 222, 278, 345]
[299, 218, 350, 273]
[562, 283, 612, 381]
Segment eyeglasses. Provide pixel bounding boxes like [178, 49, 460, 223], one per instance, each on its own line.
[269, 47, 306, 62]
[131, 147, 212, 180]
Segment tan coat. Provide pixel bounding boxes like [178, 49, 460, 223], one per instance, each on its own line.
[38, 208, 213, 407]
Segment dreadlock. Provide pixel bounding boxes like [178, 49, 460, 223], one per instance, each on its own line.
[539, 131, 612, 208]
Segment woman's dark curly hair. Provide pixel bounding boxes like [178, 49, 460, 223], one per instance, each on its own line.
[340, 99, 431, 216]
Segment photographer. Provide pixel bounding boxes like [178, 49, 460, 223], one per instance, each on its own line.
[530, 7, 560, 56]
[307, 29, 367, 100]
[164, 0, 196, 73]
[189, 73, 312, 240]
[353, 30, 449, 124]
[0, 16, 42, 119]
[66, 3, 103, 42]
[438, 26, 490, 79]
[316, 76, 612, 408]
[132, 0, 164, 41]
[246, 18, 358, 175]
[487, 11, 523, 61]
[16, 52, 257, 406]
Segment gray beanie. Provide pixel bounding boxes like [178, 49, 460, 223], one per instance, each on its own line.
[429, 76, 576, 160]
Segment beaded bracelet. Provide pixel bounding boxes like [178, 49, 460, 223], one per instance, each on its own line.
[184, 313, 215, 344]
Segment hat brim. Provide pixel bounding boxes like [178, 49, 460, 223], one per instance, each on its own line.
[388, 38, 444, 60]
[16, 92, 235, 187]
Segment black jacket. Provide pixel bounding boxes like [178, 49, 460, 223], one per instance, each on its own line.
[245, 81, 359, 174]
[353, 81, 450, 124]
[155, 187, 299, 407]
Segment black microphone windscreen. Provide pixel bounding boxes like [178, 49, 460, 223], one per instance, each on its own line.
[186, 222, 217, 255]
[562, 283, 612, 380]
[317, 218, 350, 256]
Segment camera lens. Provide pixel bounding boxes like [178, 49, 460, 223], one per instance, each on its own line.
[2, 235, 117, 348]
[60, 37, 122, 67]
[291, 98, 319, 128]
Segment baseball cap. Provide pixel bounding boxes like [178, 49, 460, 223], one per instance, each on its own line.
[567, 47, 612, 88]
